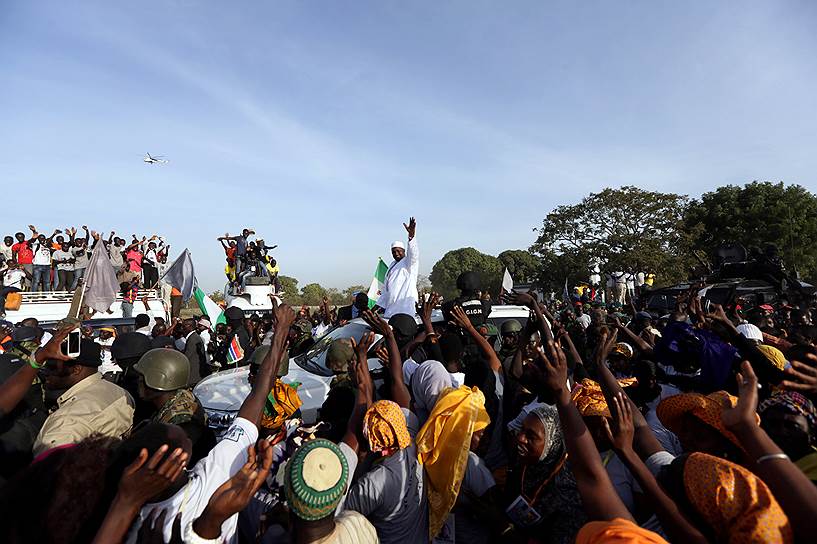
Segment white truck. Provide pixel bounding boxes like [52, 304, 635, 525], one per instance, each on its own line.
[223, 276, 283, 316]
[4, 288, 168, 325]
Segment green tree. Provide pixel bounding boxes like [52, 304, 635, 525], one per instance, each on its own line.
[429, 247, 504, 299]
[278, 275, 302, 305]
[497, 250, 540, 283]
[326, 288, 346, 306]
[300, 283, 328, 306]
[342, 285, 368, 301]
[531, 186, 694, 288]
[684, 181, 817, 281]
[209, 290, 225, 304]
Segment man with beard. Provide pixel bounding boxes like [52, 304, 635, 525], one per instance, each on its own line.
[32, 338, 134, 455]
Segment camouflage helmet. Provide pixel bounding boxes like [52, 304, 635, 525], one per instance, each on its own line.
[501, 319, 523, 334]
[133, 348, 190, 391]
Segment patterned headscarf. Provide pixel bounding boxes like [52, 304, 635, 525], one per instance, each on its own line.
[757, 344, 787, 371]
[759, 391, 817, 436]
[683, 453, 792, 543]
[260, 379, 303, 431]
[363, 400, 411, 455]
[528, 404, 565, 463]
[571, 378, 637, 418]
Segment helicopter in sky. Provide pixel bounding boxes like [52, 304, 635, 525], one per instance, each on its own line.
[143, 153, 168, 164]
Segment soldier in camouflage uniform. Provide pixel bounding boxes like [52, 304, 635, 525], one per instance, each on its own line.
[133, 348, 215, 460]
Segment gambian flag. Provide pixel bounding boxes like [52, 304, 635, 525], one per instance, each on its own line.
[226, 335, 244, 365]
[366, 258, 389, 309]
[193, 287, 226, 331]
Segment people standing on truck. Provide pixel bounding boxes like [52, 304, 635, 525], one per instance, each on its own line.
[70, 237, 90, 290]
[1, 237, 14, 269]
[11, 229, 36, 291]
[218, 228, 255, 279]
[141, 236, 161, 289]
[107, 234, 126, 274]
[375, 217, 419, 318]
[120, 276, 139, 318]
[31, 231, 58, 292]
[124, 237, 145, 284]
[51, 242, 75, 291]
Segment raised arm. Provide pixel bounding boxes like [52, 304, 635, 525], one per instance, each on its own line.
[609, 315, 653, 355]
[362, 310, 411, 408]
[451, 305, 501, 372]
[538, 340, 634, 522]
[404, 217, 419, 273]
[343, 332, 375, 453]
[605, 394, 708, 543]
[722, 360, 817, 542]
[236, 305, 294, 425]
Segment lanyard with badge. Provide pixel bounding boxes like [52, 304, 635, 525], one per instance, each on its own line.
[505, 453, 567, 528]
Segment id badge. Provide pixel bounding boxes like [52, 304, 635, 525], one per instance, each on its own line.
[505, 494, 542, 527]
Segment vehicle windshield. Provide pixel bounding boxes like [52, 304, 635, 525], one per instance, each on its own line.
[294, 321, 371, 377]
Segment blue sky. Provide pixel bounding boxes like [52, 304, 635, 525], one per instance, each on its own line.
[2, 1, 816, 292]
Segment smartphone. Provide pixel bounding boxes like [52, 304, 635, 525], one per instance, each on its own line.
[61, 330, 81, 358]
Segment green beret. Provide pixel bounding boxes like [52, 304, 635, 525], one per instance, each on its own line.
[285, 438, 349, 521]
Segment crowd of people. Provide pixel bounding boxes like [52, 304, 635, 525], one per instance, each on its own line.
[217, 229, 280, 292]
[0, 216, 816, 543]
[0, 225, 173, 317]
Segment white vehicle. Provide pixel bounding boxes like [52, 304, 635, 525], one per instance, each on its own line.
[194, 305, 532, 432]
[4, 288, 167, 324]
[223, 276, 283, 316]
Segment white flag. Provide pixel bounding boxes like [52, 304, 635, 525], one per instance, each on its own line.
[83, 242, 120, 313]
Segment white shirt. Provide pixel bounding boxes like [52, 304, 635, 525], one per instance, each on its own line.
[377, 237, 419, 319]
[3, 268, 24, 289]
[0, 245, 12, 263]
[127, 417, 258, 544]
[53, 250, 74, 271]
[32, 241, 52, 266]
[576, 314, 592, 329]
[96, 336, 121, 374]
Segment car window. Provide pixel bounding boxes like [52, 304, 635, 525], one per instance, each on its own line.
[294, 322, 370, 377]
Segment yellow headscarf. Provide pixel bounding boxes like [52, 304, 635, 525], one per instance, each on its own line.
[684, 452, 792, 544]
[757, 344, 787, 371]
[363, 400, 411, 455]
[416, 386, 490, 538]
[572, 378, 637, 417]
[260, 379, 302, 431]
[576, 518, 669, 544]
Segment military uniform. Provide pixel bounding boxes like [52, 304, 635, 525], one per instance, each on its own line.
[153, 389, 207, 426]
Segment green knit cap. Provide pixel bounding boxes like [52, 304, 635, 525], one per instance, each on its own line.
[284, 438, 349, 521]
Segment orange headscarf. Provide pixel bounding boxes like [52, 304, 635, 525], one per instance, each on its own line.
[576, 518, 669, 544]
[363, 400, 410, 456]
[684, 453, 792, 544]
[572, 378, 637, 417]
[260, 379, 302, 431]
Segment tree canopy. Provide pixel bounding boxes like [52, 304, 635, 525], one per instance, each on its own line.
[429, 247, 504, 299]
[530, 186, 694, 288]
[684, 181, 817, 281]
[498, 249, 540, 283]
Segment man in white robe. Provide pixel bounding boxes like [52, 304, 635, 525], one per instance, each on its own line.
[376, 217, 419, 318]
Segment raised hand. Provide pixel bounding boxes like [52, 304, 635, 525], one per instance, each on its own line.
[361, 309, 392, 337]
[416, 292, 440, 327]
[117, 445, 188, 507]
[781, 354, 817, 396]
[451, 305, 474, 330]
[536, 340, 568, 395]
[403, 216, 417, 240]
[721, 360, 760, 431]
[508, 291, 536, 308]
[28, 224, 37, 232]
[198, 443, 272, 525]
[375, 345, 391, 368]
[351, 331, 375, 363]
[273, 304, 296, 333]
[34, 321, 80, 365]
[602, 393, 635, 453]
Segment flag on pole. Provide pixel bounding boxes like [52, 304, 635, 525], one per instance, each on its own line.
[160, 249, 197, 302]
[226, 335, 244, 365]
[194, 287, 226, 330]
[366, 258, 389, 309]
[500, 267, 515, 301]
[82, 242, 120, 313]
